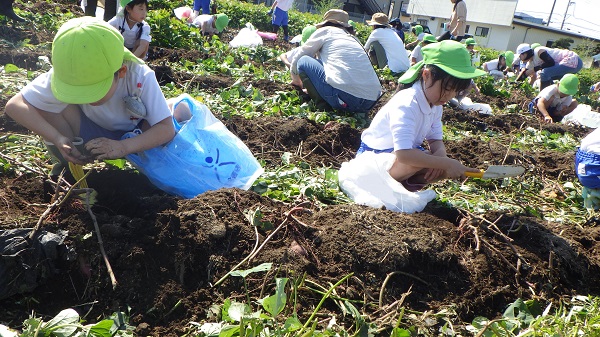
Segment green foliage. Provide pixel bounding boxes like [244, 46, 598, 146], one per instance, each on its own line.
[312, 0, 343, 16]
[147, 9, 206, 50]
[475, 75, 510, 98]
[573, 38, 600, 58]
[468, 296, 600, 336]
[553, 37, 574, 49]
[1, 308, 135, 337]
[251, 154, 351, 205]
[477, 47, 502, 65]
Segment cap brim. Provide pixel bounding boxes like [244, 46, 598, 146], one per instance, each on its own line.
[438, 63, 486, 79]
[316, 20, 351, 28]
[51, 69, 115, 104]
[51, 46, 142, 104]
[399, 60, 486, 84]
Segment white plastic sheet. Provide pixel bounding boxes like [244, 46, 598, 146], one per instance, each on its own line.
[562, 104, 600, 128]
[338, 152, 437, 213]
[229, 23, 263, 48]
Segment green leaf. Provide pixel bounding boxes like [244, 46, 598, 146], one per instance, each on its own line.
[230, 262, 272, 278]
[43, 309, 80, 337]
[283, 316, 302, 332]
[227, 302, 251, 322]
[218, 324, 240, 337]
[4, 64, 20, 73]
[262, 278, 288, 316]
[89, 319, 114, 337]
[391, 327, 411, 337]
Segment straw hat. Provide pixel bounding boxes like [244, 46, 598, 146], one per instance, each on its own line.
[366, 13, 390, 27]
[315, 9, 351, 28]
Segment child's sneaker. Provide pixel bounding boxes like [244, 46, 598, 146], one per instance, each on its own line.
[283, 35, 289, 42]
[528, 101, 534, 114]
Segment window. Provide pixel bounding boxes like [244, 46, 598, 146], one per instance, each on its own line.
[440, 22, 445, 28]
[417, 19, 428, 27]
[475, 26, 489, 37]
[465, 25, 470, 33]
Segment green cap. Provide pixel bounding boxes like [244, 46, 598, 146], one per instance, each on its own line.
[464, 37, 476, 46]
[51, 17, 142, 104]
[422, 33, 436, 43]
[120, 0, 132, 8]
[502, 51, 514, 67]
[301, 25, 317, 45]
[530, 42, 541, 50]
[348, 20, 357, 29]
[399, 40, 486, 84]
[413, 25, 423, 35]
[558, 73, 579, 95]
[214, 13, 229, 33]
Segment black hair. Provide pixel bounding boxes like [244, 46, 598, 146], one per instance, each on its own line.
[522, 49, 534, 61]
[372, 24, 388, 29]
[321, 21, 353, 34]
[453, 0, 463, 11]
[416, 64, 472, 95]
[120, 0, 148, 41]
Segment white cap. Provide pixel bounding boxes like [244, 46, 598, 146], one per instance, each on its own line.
[516, 43, 531, 55]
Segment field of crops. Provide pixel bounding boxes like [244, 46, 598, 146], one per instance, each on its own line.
[2, 0, 600, 336]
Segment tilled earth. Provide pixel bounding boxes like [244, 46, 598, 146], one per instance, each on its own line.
[1, 4, 600, 336]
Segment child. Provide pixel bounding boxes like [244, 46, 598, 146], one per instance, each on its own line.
[4, 17, 175, 176]
[108, 0, 151, 60]
[190, 13, 229, 37]
[531, 73, 579, 123]
[515, 43, 582, 90]
[483, 51, 514, 80]
[410, 33, 436, 66]
[576, 128, 600, 209]
[364, 12, 410, 73]
[405, 24, 424, 50]
[358, 40, 484, 190]
[268, 0, 294, 41]
[279, 25, 316, 69]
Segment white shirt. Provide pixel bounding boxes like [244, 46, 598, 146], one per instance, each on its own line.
[361, 81, 443, 151]
[536, 84, 573, 110]
[581, 128, 600, 154]
[275, 0, 294, 11]
[191, 14, 217, 35]
[22, 61, 171, 132]
[483, 59, 500, 72]
[526, 46, 580, 70]
[108, 16, 151, 50]
[364, 28, 410, 73]
[410, 45, 423, 63]
[291, 26, 382, 101]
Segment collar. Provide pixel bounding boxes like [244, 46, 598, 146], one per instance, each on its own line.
[412, 81, 435, 115]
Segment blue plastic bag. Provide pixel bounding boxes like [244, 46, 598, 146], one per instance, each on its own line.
[123, 94, 264, 198]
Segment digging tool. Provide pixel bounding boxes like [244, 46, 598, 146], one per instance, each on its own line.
[465, 165, 525, 179]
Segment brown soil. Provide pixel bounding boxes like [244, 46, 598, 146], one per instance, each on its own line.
[1, 5, 600, 336]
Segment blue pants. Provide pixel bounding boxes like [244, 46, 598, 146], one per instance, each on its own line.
[540, 57, 583, 82]
[576, 149, 600, 188]
[193, 0, 211, 14]
[297, 56, 377, 113]
[272, 7, 288, 26]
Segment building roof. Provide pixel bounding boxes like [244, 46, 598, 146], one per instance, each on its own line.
[407, 0, 517, 26]
[512, 18, 600, 43]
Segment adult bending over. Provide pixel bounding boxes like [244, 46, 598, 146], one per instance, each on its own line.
[290, 9, 382, 114]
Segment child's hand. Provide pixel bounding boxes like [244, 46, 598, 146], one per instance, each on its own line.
[86, 138, 127, 160]
[56, 136, 90, 165]
[446, 159, 479, 180]
[423, 168, 445, 182]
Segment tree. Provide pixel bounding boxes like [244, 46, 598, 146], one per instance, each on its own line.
[553, 37, 575, 49]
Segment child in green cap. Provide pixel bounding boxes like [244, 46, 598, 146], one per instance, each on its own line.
[358, 40, 485, 190]
[531, 73, 579, 123]
[108, 0, 151, 60]
[190, 12, 229, 36]
[410, 33, 436, 66]
[4, 17, 175, 176]
[483, 51, 513, 80]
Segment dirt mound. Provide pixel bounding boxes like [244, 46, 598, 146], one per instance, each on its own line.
[2, 4, 600, 336]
